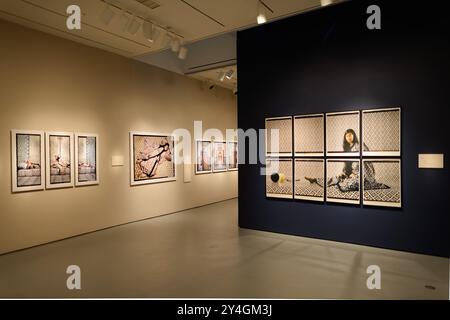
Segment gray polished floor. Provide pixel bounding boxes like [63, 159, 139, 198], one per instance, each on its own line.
[0, 198, 448, 299]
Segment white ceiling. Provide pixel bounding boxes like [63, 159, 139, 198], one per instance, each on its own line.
[0, 0, 334, 58]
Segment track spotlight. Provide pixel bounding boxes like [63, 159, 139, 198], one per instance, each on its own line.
[218, 71, 226, 82]
[170, 37, 181, 52]
[178, 46, 188, 60]
[320, 0, 333, 6]
[207, 82, 215, 90]
[257, 1, 267, 24]
[142, 21, 154, 42]
[118, 10, 130, 32]
[233, 87, 238, 95]
[100, 4, 115, 25]
[127, 16, 141, 35]
[225, 69, 234, 80]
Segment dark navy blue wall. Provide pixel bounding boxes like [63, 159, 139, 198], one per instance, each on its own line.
[237, 0, 449, 257]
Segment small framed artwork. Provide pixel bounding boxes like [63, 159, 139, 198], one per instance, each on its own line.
[212, 141, 227, 172]
[363, 159, 401, 208]
[326, 159, 360, 205]
[11, 130, 45, 193]
[266, 158, 293, 199]
[227, 141, 238, 171]
[362, 107, 401, 156]
[265, 116, 292, 157]
[294, 159, 325, 202]
[46, 132, 74, 189]
[195, 140, 212, 174]
[130, 132, 176, 186]
[294, 114, 324, 156]
[326, 111, 360, 157]
[75, 133, 99, 186]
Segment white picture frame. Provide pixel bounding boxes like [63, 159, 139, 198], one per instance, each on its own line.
[326, 110, 361, 157]
[46, 131, 74, 189]
[294, 158, 325, 202]
[362, 107, 401, 157]
[212, 141, 227, 173]
[266, 158, 293, 199]
[362, 159, 402, 208]
[129, 131, 177, 186]
[11, 129, 45, 193]
[195, 140, 212, 175]
[74, 133, 99, 186]
[294, 114, 324, 157]
[227, 141, 238, 171]
[265, 116, 293, 157]
[325, 158, 361, 205]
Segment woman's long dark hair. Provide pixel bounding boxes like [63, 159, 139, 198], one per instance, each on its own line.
[343, 129, 359, 152]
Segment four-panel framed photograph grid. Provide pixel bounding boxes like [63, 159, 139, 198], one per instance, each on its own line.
[265, 107, 402, 208]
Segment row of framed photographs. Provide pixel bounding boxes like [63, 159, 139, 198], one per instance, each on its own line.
[11, 130, 99, 193]
[196, 140, 238, 174]
[266, 158, 401, 208]
[265, 107, 401, 157]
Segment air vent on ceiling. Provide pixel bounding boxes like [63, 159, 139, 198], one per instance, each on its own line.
[136, 0, 161, 10]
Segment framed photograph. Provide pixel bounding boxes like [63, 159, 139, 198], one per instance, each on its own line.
[75, 133, 99, 186]
[130, 132, 176, 186]
[11, 130, 45, 193]
[227, 141, 238, 171]
[265, 116, 292, 157]
[326, 159, 360, 205]
[294, 159, 324, 202]
[326, 111, 360, 157]
[195, 140, 212, 174]
[294, 114, 324, 156]
[266, 158, 293, 199]
[46, 132, 74, 189]
[363, 159, 401, 208]
[212, 141, 227, 172]
[362, 107, 401, 156]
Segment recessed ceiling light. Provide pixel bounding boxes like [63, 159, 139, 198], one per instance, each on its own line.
[178, 46, 188, 60]
[100, 4, 115, 25]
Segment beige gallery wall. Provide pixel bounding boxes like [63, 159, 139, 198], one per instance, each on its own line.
[0, 19, 238, 255]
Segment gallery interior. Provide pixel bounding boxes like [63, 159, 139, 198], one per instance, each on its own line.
[0, 0, 448, 300]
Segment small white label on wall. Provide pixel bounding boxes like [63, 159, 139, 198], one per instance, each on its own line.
[418, 154, 444, 169]
[112, 156, 124, 167]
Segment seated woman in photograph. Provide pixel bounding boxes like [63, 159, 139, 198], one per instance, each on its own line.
[305, 128, 389, 192]
[51, 155, 70, 174]
[17, 159, 40, 170]
[136, 139, 172, 178]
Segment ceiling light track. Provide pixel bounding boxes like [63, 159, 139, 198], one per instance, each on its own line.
[179, 0, 225, 27]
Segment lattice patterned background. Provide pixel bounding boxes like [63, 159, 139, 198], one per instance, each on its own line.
[326, 160, 360, 200]
[49, 136, 71, 163]
[326, 112, 360, 153]
[266, 118, 292, 154]
[294, 116, 324, 154]
[227, 142, 238, 169]
[213, 142, 227, 170]
[78, 137, 96, 167]
[363, 109, 400, 152]
[196, 141, 211, 171]
[364, 160, 401, 203]
[294, 160, 324, 198]
[134, 135, 175, 180]
[266, 159, 293, 196]
[17, 134, 40, 164]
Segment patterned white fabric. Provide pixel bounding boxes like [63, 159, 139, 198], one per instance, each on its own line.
[363, 109, 400, 152]
[266, 118, 292, 154]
